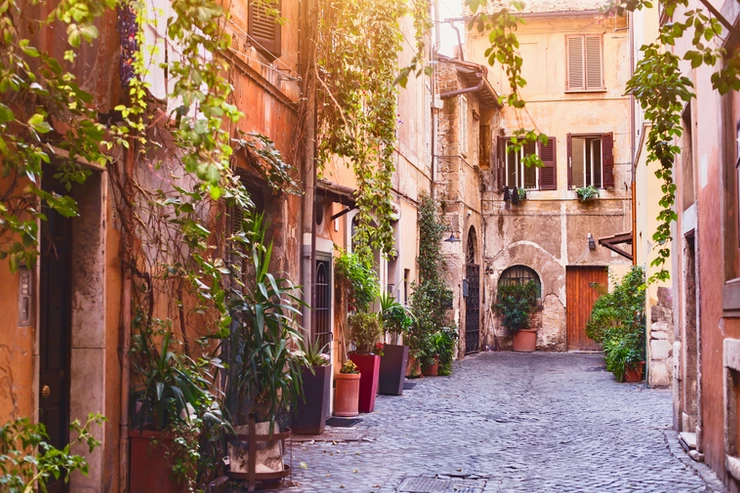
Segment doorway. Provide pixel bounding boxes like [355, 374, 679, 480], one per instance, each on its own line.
[39, 176, 73, 493]
[681, 233, 698, 432]
[465, 227, 480, 354]
[566, 266, 608, 351]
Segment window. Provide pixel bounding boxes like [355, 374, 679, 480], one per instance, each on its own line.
[566, 35, 603, 91]
[459, 96, 468, 156]
[499, 265, 541, 298]
[249, 0, 281, 58]
[567, 133, 614, 189]
[498, 137, 557, 191]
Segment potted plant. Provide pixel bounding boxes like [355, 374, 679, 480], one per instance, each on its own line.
[333, 360, 361, 417]
[293, 338, 332, 435]
[493, 280, 539, 352]
[348, 311, 383, 413]
[434, 326, 458, 376]
[576, 185, 600, 202]
[378, 292, 412, 395]
[604, 332, 645, 382]
[221, 215, 306, 488]
[129, 321, 224, 492]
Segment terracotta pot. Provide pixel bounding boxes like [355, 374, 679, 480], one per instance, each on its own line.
[379, 344, 409, 395]
[623, 361, 645, 383]
[293, 365, 331, 435]
[349, 353, 381, 413]
[512, 329, 537, 352]
[128, 430, 183, 493]
[422, 358, 439, 376]
[333, 372, 360, 417]
[406, 353, 423, 378]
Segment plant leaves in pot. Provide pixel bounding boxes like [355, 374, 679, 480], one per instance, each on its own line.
[493, 280, 539, 352]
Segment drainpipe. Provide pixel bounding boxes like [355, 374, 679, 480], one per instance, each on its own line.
[440, 76, 485, 100]
[431, 0, 440, 197]
[450, 21, 464, 60]
[118, 144, 134, 493]
[629, 10, 637, 266]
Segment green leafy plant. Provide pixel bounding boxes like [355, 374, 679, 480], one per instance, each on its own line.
[432, 326, 458, 376]
[340, 360, 360, 374]
[516, 187, 527, 201]
[586, 266, 646, 382]
[335, 249, 380, 313]
[348, 311, 383, 355]
[222, 213, 307, 430]
[575, 185, 600, 202]
[380, 292, 414, 342]
[302, 337, 331, 368]
[0, 414, 106, 493]
[493, 281, 539, 335]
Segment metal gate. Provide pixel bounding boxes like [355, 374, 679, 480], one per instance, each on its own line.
[313, 259, 332, 347]
[465, 264, 481, 354]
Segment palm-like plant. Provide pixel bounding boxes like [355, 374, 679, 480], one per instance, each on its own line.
[222, 213, 307, 431]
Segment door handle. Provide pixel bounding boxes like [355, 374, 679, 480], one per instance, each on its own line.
[41, 385, 51, 400]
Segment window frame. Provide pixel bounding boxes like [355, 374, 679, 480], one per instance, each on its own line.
[498, 265, 542, 299]
[565, 34, 605, 93]
[504, 140, 539, 190]
[570, 135, 604, 189]
[459, 95, 469, 157]
[248, 0, 282, 59]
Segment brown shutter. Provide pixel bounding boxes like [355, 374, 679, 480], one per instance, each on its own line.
[497, 136, 506, 191]
[538, 137, 557, 190]
[602, 132, 615, 188]
[567, 36, 584, 91]
[567, 134, 573, 189]
[585, 35, 603, 90]
[249, 0, 282, 58]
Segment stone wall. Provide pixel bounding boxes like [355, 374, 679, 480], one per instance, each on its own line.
[650, 287, 675, 387]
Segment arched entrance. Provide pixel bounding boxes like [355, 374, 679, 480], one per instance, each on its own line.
[465, 227, 480, 354]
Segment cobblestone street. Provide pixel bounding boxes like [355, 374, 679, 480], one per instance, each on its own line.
[285, 353, 725, 493]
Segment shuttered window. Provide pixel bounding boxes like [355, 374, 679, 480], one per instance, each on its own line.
[498, 137, 557, 191]
[459, 96, 469, 156]
[566, 35, 603, 91]
[249, 0, 281, 58]
[567, 132, 614, 189]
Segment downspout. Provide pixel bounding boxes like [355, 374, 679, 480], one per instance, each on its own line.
[629, 10, 637, 266]
[450, 21, 464, 61]
[440, 76, 485, 99]
[431, 0, 440, 197]
[118, 143, 134, 493]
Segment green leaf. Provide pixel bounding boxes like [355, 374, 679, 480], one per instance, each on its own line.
[0, 104, 14, 123]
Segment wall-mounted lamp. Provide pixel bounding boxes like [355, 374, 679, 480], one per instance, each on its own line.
[588, 233, 596, 250]
[444, 231, 461, 243]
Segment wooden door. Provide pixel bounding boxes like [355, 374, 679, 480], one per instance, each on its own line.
[39, 182, 73, 493]
[566, 266, 607, 351]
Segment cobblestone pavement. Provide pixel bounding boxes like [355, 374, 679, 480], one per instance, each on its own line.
[283, 352, 727, 493]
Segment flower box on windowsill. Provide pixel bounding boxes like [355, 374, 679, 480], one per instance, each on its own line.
[575, 186, 600, 203]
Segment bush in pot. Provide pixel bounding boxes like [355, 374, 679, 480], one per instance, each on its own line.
[220, 214, 307, 485]
[493, 281, 539, 352]
[378, 293, 413, 394]
[293, 339, 332, 435]
[348, 311, 383, 413]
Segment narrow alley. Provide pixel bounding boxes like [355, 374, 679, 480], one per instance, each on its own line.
[288, 353, 724, 493]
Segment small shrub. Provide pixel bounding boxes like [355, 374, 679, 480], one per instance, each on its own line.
[348, 311, 382, 355]
[335, 249, 380, 312]
[575, 185, 600, 202]
[493, 281, 539, 335]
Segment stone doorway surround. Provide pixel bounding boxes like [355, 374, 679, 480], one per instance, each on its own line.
[35, 171, 109, 492]
[723, 338, 740, 482]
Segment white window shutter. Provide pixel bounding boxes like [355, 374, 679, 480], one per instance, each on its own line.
[567, 36, 584, 91]
[585, 35, 603, 90]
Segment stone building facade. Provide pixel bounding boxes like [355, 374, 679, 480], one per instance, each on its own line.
[459, 3, 634, 352]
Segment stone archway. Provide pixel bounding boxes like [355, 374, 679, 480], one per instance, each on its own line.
[465, 226, 480, 354]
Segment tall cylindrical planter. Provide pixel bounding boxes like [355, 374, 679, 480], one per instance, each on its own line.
[333, 372, 361, 417]
[349, 353, 380, 413]
[293, 365, 331, 435]
[129, 430, 183, 493]
[379, 344, 409, 395]
[512, 329, 537, 352]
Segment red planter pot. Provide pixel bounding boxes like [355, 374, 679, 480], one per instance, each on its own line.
[129, 430, 183, 493]
[422, 358, 439, 377]
[349, 353, 381, 413]
[333, 372, 360, 417]
[623, 362, 645, 383]
[513, 329, 537, 352]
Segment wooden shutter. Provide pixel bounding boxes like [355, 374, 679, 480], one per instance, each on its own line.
[585, 35, 603, 90]
[567, 36, 584, 91]
[497, 137, 506, 191]
[538, 137, 557, 190]
[602, 132, 615, 188]
[249, 0, 282, 58]
[567, 134, 573, 189]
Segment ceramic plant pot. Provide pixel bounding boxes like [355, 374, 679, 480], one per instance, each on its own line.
[129, 430, 183, 493]
[293, 365, 331, 435]
[379, 344, 409, 395]
[333, 372, 361, 417]
[349, 353, 381, 413]
[422, 357, 439, 377]
[406, 353, 423, 378]
[512, 329, 537, 352]
[623, 361, 645, 383]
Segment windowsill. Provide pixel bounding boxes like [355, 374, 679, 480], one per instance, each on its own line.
[724, 278, 740, 317]
[564, 89, 607, 94]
